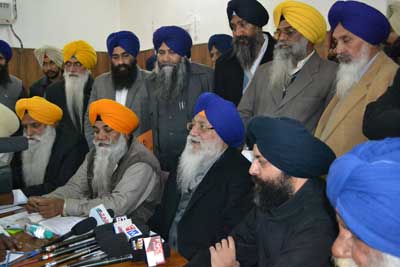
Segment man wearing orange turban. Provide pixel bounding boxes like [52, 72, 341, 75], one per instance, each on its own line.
[27, 99, 163, 226]
[0, 97, 87, 206]
[239, 0, 337, 133]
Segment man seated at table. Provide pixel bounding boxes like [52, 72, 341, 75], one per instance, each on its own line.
[27, 99, 164, 226]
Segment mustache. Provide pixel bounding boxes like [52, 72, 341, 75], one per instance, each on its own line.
[336, 54, 352, 64]
[159, 63, 177, 69]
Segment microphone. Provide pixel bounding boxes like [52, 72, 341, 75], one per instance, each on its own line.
[78, 254, 133, 267]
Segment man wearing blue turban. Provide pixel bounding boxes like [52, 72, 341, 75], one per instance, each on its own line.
[84, 30, 151, 147]
[0, 39, 24, 110]
[207, 34, 232, 68]
[315, 1, 399, 157]
[327, 138, 400, 267]
[210, 116, 337, 267]
[146, 25, 213, 172]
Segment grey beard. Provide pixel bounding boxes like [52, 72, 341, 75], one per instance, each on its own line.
[64, 71, 89, 129]
[154, 58, 188, 101]
[233, 31, 265, 70]
[332, 252, 400, 267]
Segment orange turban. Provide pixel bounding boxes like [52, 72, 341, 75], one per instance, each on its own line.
[88, 99, 139, 135]
[63, 40, 97, 69]
[15, 96, 63, 125]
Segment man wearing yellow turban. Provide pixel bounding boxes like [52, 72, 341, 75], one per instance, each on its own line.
[27, 99, 163, 226]
[0, 97, 87, 205]
[45, 40, 97, 142]
[238, 0, 337, 133]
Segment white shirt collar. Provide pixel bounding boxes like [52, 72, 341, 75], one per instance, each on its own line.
[246, 33, 269, 77]
[290, 50, 315, 75]
[360, 52, 379, 78]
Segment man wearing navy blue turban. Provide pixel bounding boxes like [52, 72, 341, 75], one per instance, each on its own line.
[327, 138, 400, 267]
[0, 39, 24, 110]
[214, 0, 276, 106]
[84, 30, 151, 147]
[210, 116, 337, 267]
[315, 1, 399, 157]
[207, 34, 232, 68]
[150, 92, 253, 264]
[146, 25, 213, 172]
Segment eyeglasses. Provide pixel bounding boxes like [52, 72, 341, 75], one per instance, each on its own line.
[64, 61, 83, 68]
[274, 27, 298, 39]
[186, 121, 214, 132]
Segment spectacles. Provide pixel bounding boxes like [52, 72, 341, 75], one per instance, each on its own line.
[64, 61, 83, 68]
[274, 27, 298, 39]
[186, 121, 214, 132]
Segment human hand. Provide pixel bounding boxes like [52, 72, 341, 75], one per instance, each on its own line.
[0, 234, 22, 261]
[26, 196, 42, 213]
[209, 236, 239, 267]
[31, 197, 64, 218]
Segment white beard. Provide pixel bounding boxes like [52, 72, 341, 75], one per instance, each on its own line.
[333, 252, 400, 267]
[177, 135, 226, 194]
[22, 126, 56, 187]
[92, 135, 128, 196]
[64, 71, 89, 129]
[335, 45, 371, 99]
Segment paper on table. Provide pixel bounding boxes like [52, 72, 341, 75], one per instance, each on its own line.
[0, 205, 23, 215]
[0, 251, 25, 266]
[38, 216, 85, 236]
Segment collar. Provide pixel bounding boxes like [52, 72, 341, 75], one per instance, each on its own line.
[359, 52, 379, 79]
[290, 50, 315, 75]
[245, 33, 269, 77]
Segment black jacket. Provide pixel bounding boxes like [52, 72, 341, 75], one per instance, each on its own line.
[11, 125, 88, 197]
[29, 77, 51, 97]
[214, 32, 275, 106]
[363, 68, 400, 139]
[150, 147, 253, 262]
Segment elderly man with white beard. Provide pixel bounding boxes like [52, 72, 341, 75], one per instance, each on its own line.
[314, 1, 399, 157]
[238, 0, 337, 133]
[27, 99, 163, 226]
[0, 97, 86, 205]
[150, 92, 253, 265]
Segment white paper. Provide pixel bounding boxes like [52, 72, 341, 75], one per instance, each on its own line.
[39, 216, 85, 236]
[0, 205, 23, 215]
[0, 251, 25, 265]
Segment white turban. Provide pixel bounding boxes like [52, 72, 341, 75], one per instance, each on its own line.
[0, 103, 19, 138]
[34, 45, 63, 68]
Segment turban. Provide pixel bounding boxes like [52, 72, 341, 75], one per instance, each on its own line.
[227, 0, 269, 28]
[273, 0, 327, 44]
[145, 54, 157, 71]
[208, 34, 233, 53]
[388, 2, 400, 36]
[0, 103, 19, 138]
[153, 26, 193, 58]
[247, 116, 335, 178]
[33, 45, 63, 68]
[106, 31, 140, 58]
[194, 93, 244, 147]
[0, 40, 12, 62]
[63, 40, 97, 69]
[327, 138, 400, 257]
[328, 1, 390, 45]
[89, 99, 138, 135]
[15, 97, 63, 126]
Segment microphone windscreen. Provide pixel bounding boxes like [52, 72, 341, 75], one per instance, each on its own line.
[98, 232, 131, 257]
[94, 223, 114, 241]
[106, 209, 115, 218]
[71, 217, 97, 235]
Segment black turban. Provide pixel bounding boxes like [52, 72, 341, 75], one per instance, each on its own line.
[227, 0, 269, 28]
[247, 116, 336, 178]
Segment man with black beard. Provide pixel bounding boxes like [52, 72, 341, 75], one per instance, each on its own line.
[27, 99, 163, 225]
[210, 116, 337, 267]
[146, 26, 213, 172]
[85, 31, 150, 147]
[239, 1, 337, 133]
[150, 93, 253, 264]
[0, 40, 24, 110]
[29, 45, 63, 97]
[214, 0, 275, 106]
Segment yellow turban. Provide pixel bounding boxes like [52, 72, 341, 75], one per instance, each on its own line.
[15, 96, 63, 126]
[89, 99, 139, 135]
[0, 103, 19, 138]
[273, 0, 327, 44]
[63, 40, 97, 70]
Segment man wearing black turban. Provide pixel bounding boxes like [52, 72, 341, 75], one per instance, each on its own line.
[214, 0, 276, 106]
[210, 116, 337, 267]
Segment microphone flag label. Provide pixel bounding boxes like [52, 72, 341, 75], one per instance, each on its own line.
[89, 204, 113, 225]
[144, 235, 165, 266]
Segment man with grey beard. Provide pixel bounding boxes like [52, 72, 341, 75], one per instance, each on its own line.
[238, 1, 337, 133]
[146, 26, 213, 172]
[27, 99, 163, 227]
[214, 0, 275, 106]
[315, 1, 399, 157]
[150, 93, 253, 264]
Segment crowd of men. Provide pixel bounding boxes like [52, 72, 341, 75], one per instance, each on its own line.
[0, 0, 400, 266]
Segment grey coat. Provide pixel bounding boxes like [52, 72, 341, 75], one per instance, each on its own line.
[0, 75, 23, 110]
[84, 68, 151, 147]
[238, 52, 337, 133]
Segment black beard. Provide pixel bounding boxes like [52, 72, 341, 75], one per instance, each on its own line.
[111, 61, 138, 90]
[0, 63, 10, 86]
[45, 69, 60, 80]
[252, 172, 293, 212]
[233, 34, 263, 70]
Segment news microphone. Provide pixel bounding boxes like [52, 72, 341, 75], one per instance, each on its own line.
[79, 254, 134, 267]
[44, 245, 100, 267]
[41, 239, 98, 260]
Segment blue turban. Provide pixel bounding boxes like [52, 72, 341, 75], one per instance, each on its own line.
[106, 30, 140, 57]
[227, 0, 269, 28]
[328, 1, 390, 45]
[194, 92, 244, 148]
[145, 54, 157, 71]
[153, 26, 192, 58]
[208, 34, 233, 54]
[327, 138, 400, 258]
[0, 40, 12, 62]
[247, 116, 336, 178]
